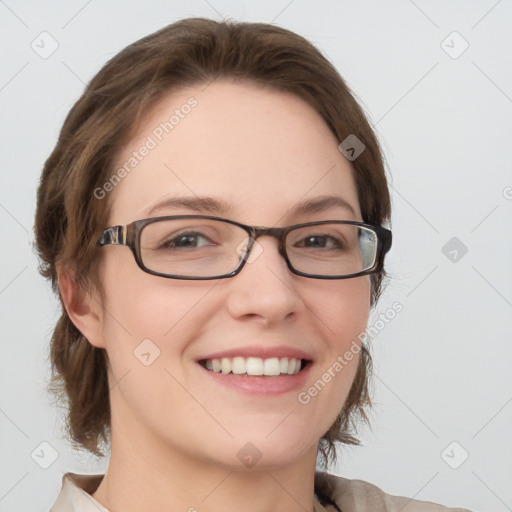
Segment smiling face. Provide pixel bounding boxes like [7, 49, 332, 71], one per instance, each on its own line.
[88, 80, 371, 471]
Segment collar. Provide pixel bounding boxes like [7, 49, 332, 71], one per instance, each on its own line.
[53, 472, 335, 512]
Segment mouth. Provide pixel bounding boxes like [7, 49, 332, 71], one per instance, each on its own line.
[199, 356, 310, 377]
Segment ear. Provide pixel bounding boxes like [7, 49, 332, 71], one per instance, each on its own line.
[57, 266, 107, 349]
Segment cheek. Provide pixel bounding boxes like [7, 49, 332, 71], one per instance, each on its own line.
[307, 276, 371, 344]
[298, 277, 371, 426]
[98, 249, 202, 339]
[97, 269, 229, 415]
[96, 253, 192, 374]
[96, 268, 217, 434]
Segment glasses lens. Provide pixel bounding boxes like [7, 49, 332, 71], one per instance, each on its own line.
[139, 218, 248, 277]
[285, 223, 378, 277]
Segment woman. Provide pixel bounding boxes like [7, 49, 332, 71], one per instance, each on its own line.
[35, 18, 470, 512]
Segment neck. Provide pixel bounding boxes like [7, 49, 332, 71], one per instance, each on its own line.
[92, 420, 319, 512]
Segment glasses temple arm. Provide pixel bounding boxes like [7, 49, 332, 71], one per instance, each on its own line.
[98, 225, 127, 246]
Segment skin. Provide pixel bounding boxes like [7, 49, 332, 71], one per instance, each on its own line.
[59, 80, 371, 512]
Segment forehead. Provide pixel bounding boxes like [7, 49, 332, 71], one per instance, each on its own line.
[107, 80, 361, 224]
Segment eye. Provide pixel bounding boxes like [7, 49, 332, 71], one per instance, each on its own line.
[160, 231, 214, 249]
[295, 234, 342, 249]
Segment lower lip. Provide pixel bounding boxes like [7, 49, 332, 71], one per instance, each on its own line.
[198, 363, 312, 396]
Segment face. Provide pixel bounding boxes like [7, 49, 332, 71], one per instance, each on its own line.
[90, 80, 371, 470]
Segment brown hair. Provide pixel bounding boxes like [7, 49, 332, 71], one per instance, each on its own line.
[35, 17, 391, 464]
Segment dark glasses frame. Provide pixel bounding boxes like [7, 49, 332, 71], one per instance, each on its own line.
[98, 215, 392, 280]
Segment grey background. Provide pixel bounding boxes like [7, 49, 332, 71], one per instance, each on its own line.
[1, 1, 511, 511]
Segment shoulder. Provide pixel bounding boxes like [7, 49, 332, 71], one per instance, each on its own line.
[314, 471, 473, 512]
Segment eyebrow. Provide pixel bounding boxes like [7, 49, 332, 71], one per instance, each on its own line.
[145, 194, 357, 219]
[287, 195, 358, 219]
[146, 196, 232, 216]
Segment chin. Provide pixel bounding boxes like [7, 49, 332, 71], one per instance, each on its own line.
[207, 428, 319, 471]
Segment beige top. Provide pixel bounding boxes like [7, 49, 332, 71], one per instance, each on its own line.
[49, 472, 472, 511]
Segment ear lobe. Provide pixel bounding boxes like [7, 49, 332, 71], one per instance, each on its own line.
[57, 267, 106, 349]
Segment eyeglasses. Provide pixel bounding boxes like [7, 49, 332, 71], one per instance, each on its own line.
[98, 215, 392, 280]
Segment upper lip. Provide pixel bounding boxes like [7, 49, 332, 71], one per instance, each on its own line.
[197, 345, 313, 362]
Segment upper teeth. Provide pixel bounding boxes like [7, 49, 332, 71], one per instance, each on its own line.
[204, 357, 302, 376]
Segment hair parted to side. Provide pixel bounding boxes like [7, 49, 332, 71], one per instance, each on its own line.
[34, 17, 391, 464]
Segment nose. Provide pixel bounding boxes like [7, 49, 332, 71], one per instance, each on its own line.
[224, 236, 305, 325]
